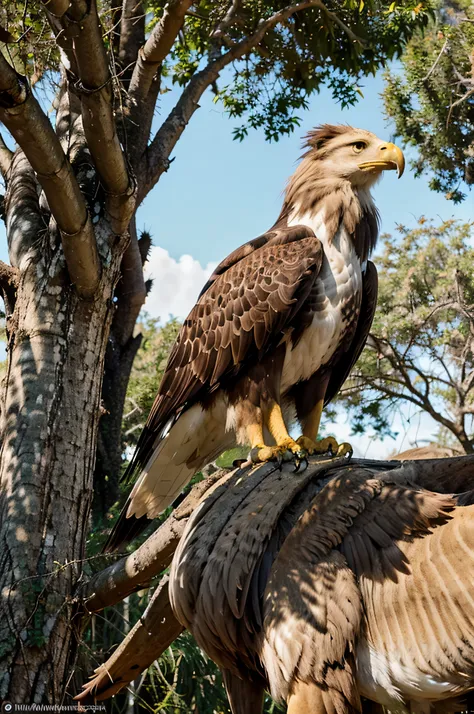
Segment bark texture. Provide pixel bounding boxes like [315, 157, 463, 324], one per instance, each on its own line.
[0, 218, 123, 699]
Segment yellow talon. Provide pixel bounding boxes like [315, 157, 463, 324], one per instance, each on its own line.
[296, 435, 353, 459]
[250, 438, 306, 464]
[336, 442, 353, 458]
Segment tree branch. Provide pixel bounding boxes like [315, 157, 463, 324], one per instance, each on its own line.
[42, 0, 69, 16]
[0, 260, 19, 317]
[68, 0, 135, 234]
[402, 300, 454, 359]
[0, 132, 13, 178]
[111, 218, 147, 348]
[211, 0, 242, 41]
[142, 0, 363, 198]
[75, 575, 183, 702]
[128, 0, 193, 104]
[463, 368, 474, 396]
[384, 341, 466, 435]
[361, 369, 464, 442]
[4, 151, 42, 268]
[370, 335, 451, 422]
[40, 1, 80, 76]
[79, 471, 225, 612]
[0, 57, 100, 298]
[362, 375, 427, 412]
[54, 70, 83, 150]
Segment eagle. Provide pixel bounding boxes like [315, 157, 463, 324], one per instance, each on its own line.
[105, 125, 404, 552]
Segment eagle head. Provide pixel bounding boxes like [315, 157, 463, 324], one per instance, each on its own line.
[281, 125, 405, 256]
[304, 124, 405, 189]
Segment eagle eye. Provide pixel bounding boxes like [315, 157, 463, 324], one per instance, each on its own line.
[352, 141, 366, 154]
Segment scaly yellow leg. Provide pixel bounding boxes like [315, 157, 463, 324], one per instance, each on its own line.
[247, 422, 265, 450]
[297, 399, 352, 458]
[266, 401, 294, 445]
[302, 399, 323, 441]
[248, 400, 305, 464]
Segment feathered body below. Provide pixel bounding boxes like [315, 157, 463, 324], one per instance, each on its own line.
[169, 462, 474, 714]
[106, 125, 404, 552]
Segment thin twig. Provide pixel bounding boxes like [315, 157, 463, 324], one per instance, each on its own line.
[422, 37, 448, 83]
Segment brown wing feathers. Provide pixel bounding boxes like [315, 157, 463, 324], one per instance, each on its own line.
[104, 227, 323, 552]
[124, 227, 323, 481]
[157, 232, 323, 420]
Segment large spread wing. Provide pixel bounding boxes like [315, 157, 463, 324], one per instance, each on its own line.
[126, 225, 323, 480]
[324, 260, 377, 405]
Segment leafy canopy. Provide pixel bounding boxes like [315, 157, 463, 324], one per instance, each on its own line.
[2, 0, 435, 142]
[384, 0, 474, 202]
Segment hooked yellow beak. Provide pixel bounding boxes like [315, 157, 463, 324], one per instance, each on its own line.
[358, 142, 405, 179]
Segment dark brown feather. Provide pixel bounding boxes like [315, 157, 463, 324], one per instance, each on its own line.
[221, 668, 265, 714]
[339, 482, 455, 582]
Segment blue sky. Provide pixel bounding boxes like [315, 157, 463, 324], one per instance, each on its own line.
[1, 67, 473, 457]
[140, 69, 472, 267]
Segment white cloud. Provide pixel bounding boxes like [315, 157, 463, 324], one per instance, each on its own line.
[144, 246, 217, 321]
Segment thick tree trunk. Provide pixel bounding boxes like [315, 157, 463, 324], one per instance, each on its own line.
[93, 218, 147, 518]
[93, 331, 142, 518]
[0, 219, 122, 700]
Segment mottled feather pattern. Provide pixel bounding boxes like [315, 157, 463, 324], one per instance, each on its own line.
[160, 236, 322, 408]
[261, 470, 379, 703]
[340, 483, 455, 582]
[170, 465, 464, 712]
[170, 458, 327, 677]
[357, 506, 474, 708]
[324, 262, 377, 405]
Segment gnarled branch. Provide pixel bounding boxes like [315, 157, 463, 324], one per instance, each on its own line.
[75, 575, 183, 702]
[0, 57, 100, 298]
[119, 0, 146, 84]
[0, 260, 19, 316]
[80, 470, 225, 612]
[211, 0, 242, 42]
[4, 151, 42, 268]
[111, 218, 147, 348]
[128, 0, 193, 104]
[69, 0, 135, 234]
[0, 132, 13, 178]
